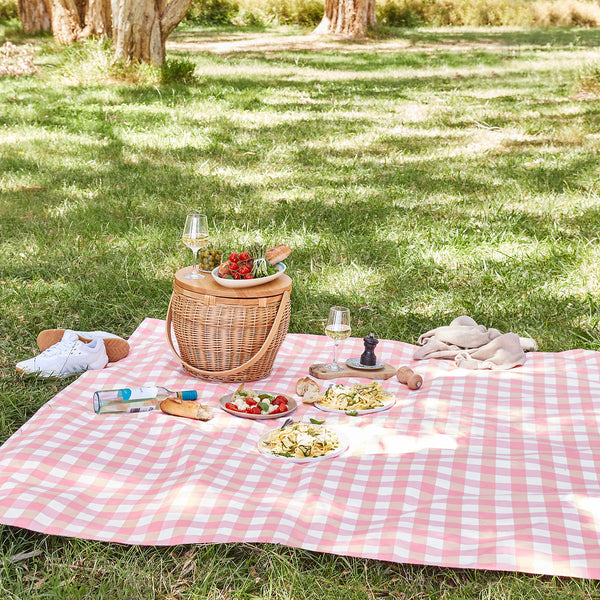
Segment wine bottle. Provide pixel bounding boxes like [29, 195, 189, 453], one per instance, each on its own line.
[93, 386, 198, 414]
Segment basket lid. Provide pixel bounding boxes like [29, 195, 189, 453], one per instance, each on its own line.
[174, 267, 292, 298]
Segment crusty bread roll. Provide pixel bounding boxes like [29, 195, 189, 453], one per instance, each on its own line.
[296, 377, 320, 404]
[160, 398, 213, 421]
[265, 245, 291, 265]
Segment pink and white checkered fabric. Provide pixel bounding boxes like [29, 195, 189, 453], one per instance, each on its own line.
[2, 318, 600, 578]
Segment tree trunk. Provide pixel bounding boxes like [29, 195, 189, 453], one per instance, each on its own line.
[46, 0, 83, 43]
[40, 0, 111, 44]
[81, 0, 112, 38]
[18, 0, 51, 33]
[20, 0, 190, 66]
[314, 0, 376, 36]
[112, 0, 192, 66]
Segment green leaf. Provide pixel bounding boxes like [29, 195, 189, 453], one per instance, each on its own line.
[310, 418, 325, 424]
[257, 401, 269, 413]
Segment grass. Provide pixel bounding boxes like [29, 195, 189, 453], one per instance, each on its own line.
[2, 23, 600, 598]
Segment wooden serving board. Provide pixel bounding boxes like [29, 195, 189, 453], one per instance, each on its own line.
[309, 362, 397, 381]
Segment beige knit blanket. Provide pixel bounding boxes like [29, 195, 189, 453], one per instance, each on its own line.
[414, 316, 538, 370]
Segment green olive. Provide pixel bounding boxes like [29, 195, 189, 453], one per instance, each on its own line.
[199, 249, 222, 271]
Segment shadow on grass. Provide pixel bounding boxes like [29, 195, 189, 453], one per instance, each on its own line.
[2, 24, 600, 599]
[1, 26, 599, 361]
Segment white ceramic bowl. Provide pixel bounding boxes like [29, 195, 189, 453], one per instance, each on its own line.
[211, 263, 286, 288]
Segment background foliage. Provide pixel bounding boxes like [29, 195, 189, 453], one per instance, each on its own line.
[3, 0, 600, 27]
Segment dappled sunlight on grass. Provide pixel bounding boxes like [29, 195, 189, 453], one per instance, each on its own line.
[3, 26, 600, 596]
[2, 26, 600, 394]
[318, 263, 385, 300]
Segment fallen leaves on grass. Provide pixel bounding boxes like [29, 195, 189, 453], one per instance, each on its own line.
[0, 42, 39, 78]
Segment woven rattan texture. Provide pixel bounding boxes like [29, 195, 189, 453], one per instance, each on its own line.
[169, 284, 291, 382]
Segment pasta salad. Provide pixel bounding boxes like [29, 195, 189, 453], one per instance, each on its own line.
[316, 381, 393, 412]
[259, 422, 340, 459]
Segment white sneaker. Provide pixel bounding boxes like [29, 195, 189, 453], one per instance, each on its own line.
[37, 328, 129, 363]
[16, 330, 109, 378]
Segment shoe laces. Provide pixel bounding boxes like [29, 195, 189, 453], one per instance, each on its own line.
[40, 335, 81, 358]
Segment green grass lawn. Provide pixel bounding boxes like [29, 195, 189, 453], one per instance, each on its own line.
[1, 23, 600, 598]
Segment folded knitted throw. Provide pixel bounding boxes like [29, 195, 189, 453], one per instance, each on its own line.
[414, 316, 538, 370]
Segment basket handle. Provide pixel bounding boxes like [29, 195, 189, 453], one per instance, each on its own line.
[165, 289, 290, 379]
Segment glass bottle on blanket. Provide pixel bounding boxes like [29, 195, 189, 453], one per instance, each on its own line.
[93, 386, 198, 414]
[323, 306, 351, 371]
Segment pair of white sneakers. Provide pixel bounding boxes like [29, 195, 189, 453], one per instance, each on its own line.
[16, 329, 130, 379]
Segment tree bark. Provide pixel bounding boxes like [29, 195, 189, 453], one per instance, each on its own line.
[81, 0, 112, 38]
[314, 0, 376, 36]
[39, 0, 110, 44]
[112, 0, 192, 66]
[17, 0, 51, 33]
[45, 0, 83, 43]
[19, 0, 190, 65]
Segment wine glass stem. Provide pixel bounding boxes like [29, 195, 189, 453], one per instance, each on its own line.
[332, 342, 339, 365]
[192, 249, 199, 274]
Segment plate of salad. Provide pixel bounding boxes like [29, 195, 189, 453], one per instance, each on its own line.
[314, 382, 395, 415]
[212, 262, 286, 289]
[219, 386, 297, 419]
[258, 421, 348, 463]
[212, 245, 290, 289]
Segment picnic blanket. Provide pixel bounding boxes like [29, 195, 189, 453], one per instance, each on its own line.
[1, 317, 600, 579]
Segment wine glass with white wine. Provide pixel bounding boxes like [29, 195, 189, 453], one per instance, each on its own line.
[324, 306, 351, 371]
[182, 213, 209, 279]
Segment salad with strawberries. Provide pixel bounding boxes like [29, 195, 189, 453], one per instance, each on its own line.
[223, 387, 291, 416]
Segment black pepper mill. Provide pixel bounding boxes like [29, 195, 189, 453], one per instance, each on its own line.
[360, 333, 379, 367]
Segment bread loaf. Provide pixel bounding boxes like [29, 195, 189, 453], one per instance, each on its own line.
[296, 377, 321, 404]
[160, 398, 213, 421]
[265, 245, 291, 265]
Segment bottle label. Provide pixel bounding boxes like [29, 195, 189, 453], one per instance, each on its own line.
[126, 406, 156, 413]
[120, 387, 159, 401]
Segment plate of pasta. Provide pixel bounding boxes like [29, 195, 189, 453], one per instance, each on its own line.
[314, 381, 395, 415]
[258, 421, 348, 463]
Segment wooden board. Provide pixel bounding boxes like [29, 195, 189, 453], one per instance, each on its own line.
[309, 362, 397, 380]
[174, 266, 292, 298]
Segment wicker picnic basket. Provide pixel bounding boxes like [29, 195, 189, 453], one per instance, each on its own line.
[166, 267, 292, 383]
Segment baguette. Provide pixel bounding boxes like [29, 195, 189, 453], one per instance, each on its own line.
[160, 398, 213, 421]
[265, 245, 291, 265]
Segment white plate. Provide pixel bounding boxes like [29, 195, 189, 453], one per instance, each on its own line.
[314, 397, 396, 415]
[212, 263, 286, 288]
[257, 425, 348, 463]
[219, 391, 297, 420]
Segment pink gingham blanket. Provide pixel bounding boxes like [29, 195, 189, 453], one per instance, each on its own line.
[2, 318, 600, 579]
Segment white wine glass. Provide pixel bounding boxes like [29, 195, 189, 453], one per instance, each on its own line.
[182, 213, 209, 279]
[324, 306, 351, 371]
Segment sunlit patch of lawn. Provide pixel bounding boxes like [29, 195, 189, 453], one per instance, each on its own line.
[2, 24, 600, 599]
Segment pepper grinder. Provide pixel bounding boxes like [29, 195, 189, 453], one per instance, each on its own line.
[360, 333, 379, 367]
